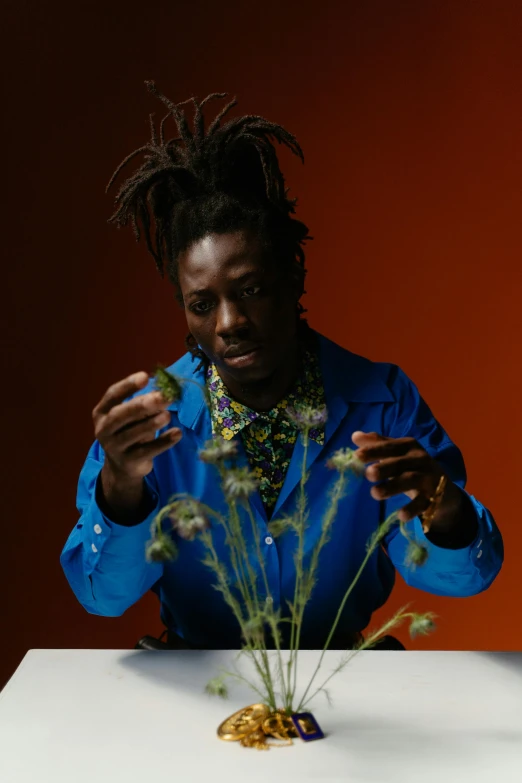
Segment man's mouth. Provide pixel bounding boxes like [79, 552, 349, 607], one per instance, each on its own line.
[224, 342, 260, 359]
[223, 343, 263, 368]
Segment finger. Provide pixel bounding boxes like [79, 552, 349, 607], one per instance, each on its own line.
[355, 437, 418, 462]
[101, 392, 168, 437]
[370, 472, 425, 501]
[365, 452, 431, 482]
[94, 372, 150, 416]
[351, 431, 388, 447]
[127, 428, 182, 461]
[116, 411, 174, 450]
[396, 494, 432, 524]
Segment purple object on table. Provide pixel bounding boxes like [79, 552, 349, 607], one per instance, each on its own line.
[291, 712, 325, 741]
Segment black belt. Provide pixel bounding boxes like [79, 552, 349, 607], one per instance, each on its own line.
[136, 629, 404, 651]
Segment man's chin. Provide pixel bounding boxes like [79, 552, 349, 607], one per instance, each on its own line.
[223, 363, 276, 387]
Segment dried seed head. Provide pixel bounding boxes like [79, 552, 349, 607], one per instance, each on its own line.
[154, 366, 183, 403]
[199, 437, 239, 464]
[166, 498, 210, 541]
[405, 541, 429, 568]
[145, 536, 178, 562]
[205, 676, 229, 699]
[326, 448, 366, 475]
[409, 613, 437, 639]
[286, 405, 328, 431]
[222, 466, 258, 500]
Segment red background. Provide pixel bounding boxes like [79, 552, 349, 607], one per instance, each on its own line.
[2, 0, 521, 687]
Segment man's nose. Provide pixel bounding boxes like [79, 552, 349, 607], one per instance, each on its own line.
[215, 300, 250, 337]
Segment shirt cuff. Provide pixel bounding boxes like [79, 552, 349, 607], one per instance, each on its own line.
[82, 474, 161, 562]
[413, 492, 488, 573]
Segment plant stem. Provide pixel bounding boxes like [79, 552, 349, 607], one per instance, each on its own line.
[288, 468, 349, 708]
[298, 605, 411, 710]
[245, 504, 288, 707]
[225, 495, 257, 613]
[201, 530, 276, 710]
[216, 467, 277, 710]
[228, 501, 276, 707]
[219, 669, 269, 703]
[286, 433, 310, 710]
[296, 510, 399, 711]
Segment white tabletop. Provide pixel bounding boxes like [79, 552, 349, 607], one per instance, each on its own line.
[0, 649, 521, 782]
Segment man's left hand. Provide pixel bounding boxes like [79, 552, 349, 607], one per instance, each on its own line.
[351, 430, 467, 536]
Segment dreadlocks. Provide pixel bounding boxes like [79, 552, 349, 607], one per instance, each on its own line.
[107, 81, 311, 364]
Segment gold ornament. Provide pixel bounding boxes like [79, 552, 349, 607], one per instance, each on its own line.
[218, 704, 270, 741]
[420, 474, 447, 532]
[217, 704, 298, 750]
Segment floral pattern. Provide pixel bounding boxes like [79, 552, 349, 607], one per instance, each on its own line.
[206, 347, 326, 515]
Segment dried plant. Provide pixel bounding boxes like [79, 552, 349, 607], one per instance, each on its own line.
[146, 369, 436, 715]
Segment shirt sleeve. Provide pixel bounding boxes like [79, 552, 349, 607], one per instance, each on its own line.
[60, 439, 163, 616]
[381, 365, 504, 597]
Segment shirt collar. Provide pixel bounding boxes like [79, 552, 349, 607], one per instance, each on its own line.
[164, 330, 395, 436]
[206, 345, 326, 444]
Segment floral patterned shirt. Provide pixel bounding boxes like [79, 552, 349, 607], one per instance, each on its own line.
[206, 346, 326, 516]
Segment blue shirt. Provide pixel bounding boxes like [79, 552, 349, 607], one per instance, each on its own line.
[61, 332, 503, 648]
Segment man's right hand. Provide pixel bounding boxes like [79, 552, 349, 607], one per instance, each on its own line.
[92, 371, 182, 522]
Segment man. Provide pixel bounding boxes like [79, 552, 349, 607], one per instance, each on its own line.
[61, 83, 503, 649]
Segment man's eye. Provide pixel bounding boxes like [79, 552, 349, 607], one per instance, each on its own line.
[242, 286, 261, 298]
[190, 301, 212, 314]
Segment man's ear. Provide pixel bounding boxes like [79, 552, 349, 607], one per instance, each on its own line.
[185, 332, 197, 351]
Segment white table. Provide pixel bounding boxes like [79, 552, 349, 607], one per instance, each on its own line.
[0, 649, 521, 782]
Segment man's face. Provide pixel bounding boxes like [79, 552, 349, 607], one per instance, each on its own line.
[178, 230, 299, 385]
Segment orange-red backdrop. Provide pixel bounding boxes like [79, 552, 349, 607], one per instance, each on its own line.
[2, 0, 521, 687]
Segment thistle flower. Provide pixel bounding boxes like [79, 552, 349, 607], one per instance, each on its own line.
[326, 448, 366, 476]
[409, 612, 437, 639]
[222, 466, 258, 500]
[405, 541, 429, 568]
[154, 366, 182, 403]
[205, 676, 229, 699]
[165, 498, 209, 541]
[286, 405, 328, 432]
[145, 535, 177, 562]
[199, 437, 238, 464]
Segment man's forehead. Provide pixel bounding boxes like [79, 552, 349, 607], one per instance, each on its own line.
[181, 232, 263, 264]
[179, 233, 272, 287]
